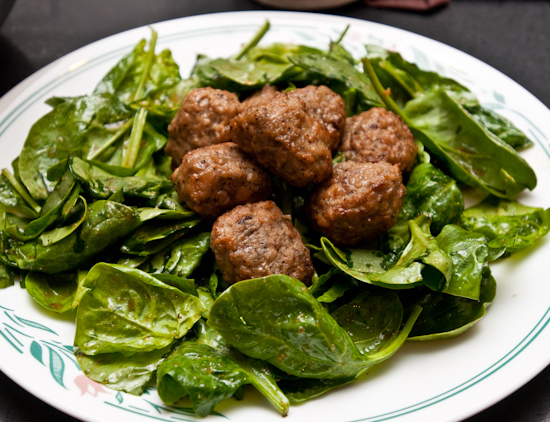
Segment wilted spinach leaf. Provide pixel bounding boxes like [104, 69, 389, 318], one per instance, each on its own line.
[69, 156, 171, 200]
[75, 263, 204, 355]
[460, 196, 550, 256]
[403, 266, 496, 340]
[320, 237, 424, 289]
[1, 200, 141, 273]
[404, 90, 536, 199]
[208, 275, 369, 379]
[76, 344, 172, 395]
[157, 320, 289, 417]
[25, 271, 77, 313]
[0, 262, 14, 289]
[19, 94, 133, 200]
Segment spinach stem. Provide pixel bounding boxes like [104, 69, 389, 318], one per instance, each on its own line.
[335, 25, 350, 44]
[133, 27, 158, 101]
[2, 168, 41, 215]
[233, 20, 270, 60]
[87, 117, 134, 161]
[121, 107, 148, 168]
[362, 57, 413, 126]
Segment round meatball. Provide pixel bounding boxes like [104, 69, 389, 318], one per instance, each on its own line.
[171, 143, 272, 220]
[308, 161, 406, 246]
[211, 200, 314, 285]
[242, 84, 280, 109]
[288, 85, 346, 151]
[165, 87, 242, 167]
[340, 107, 417, 173]
[230, 92, 333, 187]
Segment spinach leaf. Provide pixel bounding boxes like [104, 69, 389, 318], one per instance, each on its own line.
[321, 237, 424, 290]
[288, 53, 383, 110]
[386, 162, 464, 257]
[208, 275, 368, 379]
[331, 288, 402, 355]
[145, 232, 211, 277]
[403, 266, 496, 340]
[404, 90, 536, 199]
[6, 169, 79, 241]
[75, 263, 204, 355]
[400, 163, 464, 233]
[24, 271, 77, 313]
[190, 43, 321, 93]
[315, 275, 357, 304]
[120, 217, 202, 256]
[366, 45, 532, 150]
[365, 45, 475, 105]
[278, 377, 353, 404]
[460, 196, 550, 256]
[94, 30, 182, 109]
[69, 156, 171, 200]
[19, 93, 133, 200]
[0, 170, 39, 219]
[38, 195, 87, 247]
[465, 105, 533, 150]
[435, 225, 489, 300]
[157, 320, 289, 417]
[0, 262, 14, 289]
[1, 200, 141, 273]
[76, 345, 172, 395]
[280, 290, 420, 403]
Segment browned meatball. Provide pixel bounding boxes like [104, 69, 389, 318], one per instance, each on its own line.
[165, 87, 242, 167]
[210, 200, 314, 285]
[242, 84, 280, 109]
[308, 161, 405, 246]
[230, 92, 333, 187]
[340, 107, 417, 173]
[288, 85, 346, 151]
[171, 142, 272, 220]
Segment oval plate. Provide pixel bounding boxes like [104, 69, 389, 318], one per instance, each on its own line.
[0, 10, 549, 422]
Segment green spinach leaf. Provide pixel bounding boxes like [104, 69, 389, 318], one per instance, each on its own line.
[157, 320, 289, 417]
[404, 90, 536, 199]
[75, 263, 204, 355]
[460, 196, 550, 256]
[76, 345, 172, 395]
[24, 271, 77, 313]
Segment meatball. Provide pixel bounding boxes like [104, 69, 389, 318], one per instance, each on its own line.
[210, 200, 314, 285]
[288, 85, 346, 151]
[308, 161, 406, 246]
[340, 107, 417, 173]
[171, 142, 272, 220]
[242, 84, 280, 109]
[230, 92, 333, 187]
[165, 87, 242, 167]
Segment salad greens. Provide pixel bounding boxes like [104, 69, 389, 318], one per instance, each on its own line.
[0, 22, 548, 418]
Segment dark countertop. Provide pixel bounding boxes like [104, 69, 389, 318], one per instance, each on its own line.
[1, 1, 549, 421]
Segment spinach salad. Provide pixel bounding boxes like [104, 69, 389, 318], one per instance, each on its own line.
[1, 21, 549, 417]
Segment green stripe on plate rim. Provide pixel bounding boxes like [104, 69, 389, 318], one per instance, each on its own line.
[0, 20, 549, 422]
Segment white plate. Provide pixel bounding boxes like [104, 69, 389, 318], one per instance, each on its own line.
[1, 10, 549, 422]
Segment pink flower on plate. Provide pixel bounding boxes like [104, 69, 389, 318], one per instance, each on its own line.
[74, 374, 110, 397]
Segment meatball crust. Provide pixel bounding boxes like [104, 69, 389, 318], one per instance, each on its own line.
[230, 92, 333, 187]
[288, 85, 346, 151]
[308, 161, 406, 246]
[171, 142, 273, 220]
[165, 87, 242, 167]
[242, 84, 280, 109]
[210, 200, 314, 285]
[340, 107, 417, 173]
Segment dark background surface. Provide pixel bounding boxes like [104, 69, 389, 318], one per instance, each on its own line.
[1, 0, 550, 421]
